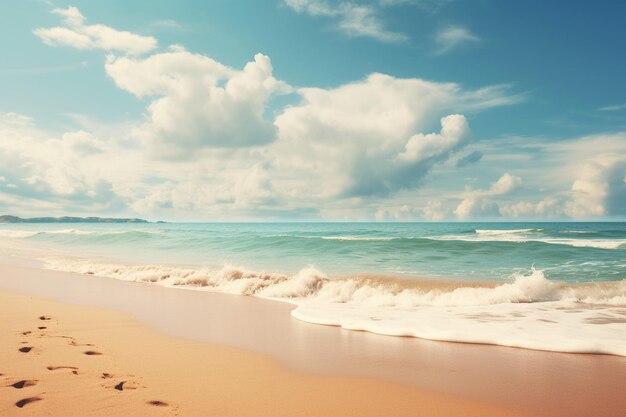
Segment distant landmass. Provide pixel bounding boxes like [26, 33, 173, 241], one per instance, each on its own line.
[0, 215, 150, 224]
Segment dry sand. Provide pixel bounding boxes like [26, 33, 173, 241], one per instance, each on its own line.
[0, 290, 524, 417]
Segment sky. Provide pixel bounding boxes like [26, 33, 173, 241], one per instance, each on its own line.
[0, 0, 625, 221]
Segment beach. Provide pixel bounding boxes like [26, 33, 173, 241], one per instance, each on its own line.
[0, 273, 521, 417]
[4, 1, 626, 414]
[1, 259, 625, 417]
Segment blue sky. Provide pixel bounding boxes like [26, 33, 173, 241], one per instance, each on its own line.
[0, 0, 625, 221]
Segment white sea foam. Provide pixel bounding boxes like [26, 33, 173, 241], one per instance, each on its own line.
[549, 239, 626, 249]
[266, 235, 397, 241]
[292, 300, 626, 356]
[0, 228, 158, 238]
[320, 236, 396, 241]
[46, 229, 100, 235]
[0, 229, 100, 238]
[0, 230, 40, 238]
[292, 269, 626, 356]
[475, 228, 540, 235]
[433, 230, 626, 250]
[42, 258, 626, 356]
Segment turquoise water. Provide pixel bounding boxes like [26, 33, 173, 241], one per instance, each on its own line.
[2, 222, 625, 355]
[1, 222, 625, 283]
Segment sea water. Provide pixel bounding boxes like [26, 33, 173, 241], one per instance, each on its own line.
[1, 222, 625, 355]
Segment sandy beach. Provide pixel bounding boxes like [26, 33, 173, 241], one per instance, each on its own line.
[1, 291, 524, 416]
[3, 0, 626, 414]
[0, 256, 626, 417]
[0, 258, 625, 416]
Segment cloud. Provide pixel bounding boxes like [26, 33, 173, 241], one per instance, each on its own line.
[565, 158, 626, 218]
[274, 73, 520, 198]
[454, 173, 522, 219]
[489, 172, 523, 195]
[534, 133, 626, 219]
[435, 25, 480, 54]
[23, 7, 530, 219]
[34, 6, 157, 55]
[455, 132, 626, 220]
[454, 197, 500, 220]
[398, 114, 470, 162]
[0, 111, 286, 218]
[499, 197, 565, 219]
[105, 47, 291, 155]
[149, 19, 184, 31]
[375, 205, 418, 221]
[421, 200, 450, 221]
[0, 112, 117, 207]
[283, 0, 407, 42]
[456, 150, 483, 167]
[599, 103, 626, 112]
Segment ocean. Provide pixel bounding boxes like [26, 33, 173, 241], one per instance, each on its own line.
[1, 222, 625, 355]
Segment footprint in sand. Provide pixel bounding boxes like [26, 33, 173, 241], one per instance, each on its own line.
[39, 316, 51, 321]
[46, 366, 80, 375]
[111, 380, 140, 391]
[15, 397, 42, 408]
[147, 400, 169, 407]
[18, 347, 33, 353]
[21, 331, 32, 336]
[11, 380, 38, 389]
[37, 326, 47, 330]
[47, 366, 79, 372]
[83, 350, 103, 356]
[68, 340, 95, 347]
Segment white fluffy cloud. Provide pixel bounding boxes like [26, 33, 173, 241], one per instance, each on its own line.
[489, 172, 523, 195]
[14, 6, 545, 220]
[520, 133, 626, 219]
[375, 205, 418, 221]
[105, 47, 290, 155]
[421, 200, 450, 221]
[34, 7, 157, 55]
[565, 157, 626, 218]
[450, 133, 626, 220]
[273, 73, 519, 198]
[499, 197, 565, 219]
[435, 25, 480, 54]
[454, 173, 522, 220]
[0, 111, 287, 218]
[0, 113, 114, 205]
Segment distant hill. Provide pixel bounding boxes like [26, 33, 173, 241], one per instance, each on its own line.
[0, 215, 150, 224]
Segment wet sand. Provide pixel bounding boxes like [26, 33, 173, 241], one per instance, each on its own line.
[0, 259, 625, 416]
[0, 291, 523, 416]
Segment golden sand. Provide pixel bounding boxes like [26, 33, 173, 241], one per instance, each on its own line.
[0, 290, 525, 417]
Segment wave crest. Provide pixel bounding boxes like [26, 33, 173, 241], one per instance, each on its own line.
[41, 258, 626, 356]
[475, 228, 539, 235]
[43, 259, 625, 307]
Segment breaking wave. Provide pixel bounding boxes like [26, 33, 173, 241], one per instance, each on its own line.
[320, 236, 396, 241]
[0, 230, 41, 238]
[430, 229, 626, 250]
[475, 228, 541, 235]
[0, 229, 161, 239]
[42, 258, 626, 356]
[42, 259, 626, 306]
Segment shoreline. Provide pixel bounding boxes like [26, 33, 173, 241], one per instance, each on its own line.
[0, 258, 625, 416]
[0, 292, 524, 416]
[36, 251, 626, 357]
